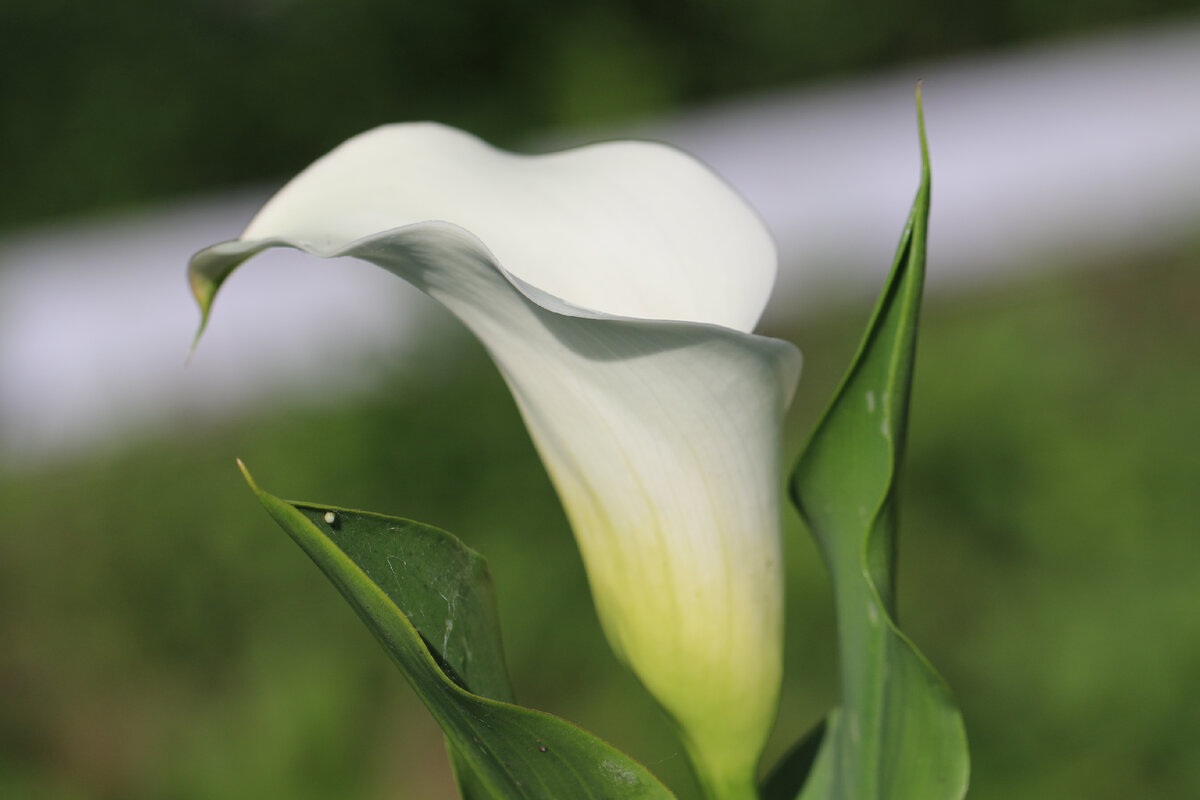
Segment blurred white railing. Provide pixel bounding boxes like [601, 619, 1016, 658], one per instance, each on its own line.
[2, 19, 1198, 463]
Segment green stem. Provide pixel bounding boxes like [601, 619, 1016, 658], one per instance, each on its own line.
[687, 752, 762, 800]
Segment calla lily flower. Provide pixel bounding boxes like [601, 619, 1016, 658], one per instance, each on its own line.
[189, 123, 802, 799]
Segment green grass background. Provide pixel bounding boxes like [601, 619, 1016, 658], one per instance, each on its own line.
[3, 242, 1198, 799]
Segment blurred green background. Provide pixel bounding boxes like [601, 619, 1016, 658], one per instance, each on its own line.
[2, 1, 1199, 799]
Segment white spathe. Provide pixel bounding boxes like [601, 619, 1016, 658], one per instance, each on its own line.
[190, 123, 802, 797]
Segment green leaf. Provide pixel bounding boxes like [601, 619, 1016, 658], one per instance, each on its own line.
[237, 461, 675, 800]
[448, 741, 501, 800]
[785, 87, 969, 800]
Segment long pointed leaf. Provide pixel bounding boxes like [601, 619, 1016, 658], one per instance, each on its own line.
[238, 461, 675, 800]
[785, 87, 969, 800]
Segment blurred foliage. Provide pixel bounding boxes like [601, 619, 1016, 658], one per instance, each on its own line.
[2, 242, 1198, 798]
[1, 0, 1197, 231]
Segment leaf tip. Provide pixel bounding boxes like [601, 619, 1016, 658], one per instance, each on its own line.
[236, 458, 259, 493]
[915, 81, 930, 186]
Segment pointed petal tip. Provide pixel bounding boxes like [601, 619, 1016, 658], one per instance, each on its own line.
[186, 238, 274, 358]
[186, 255, 216, 357]
[186, 313, 209, 364]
